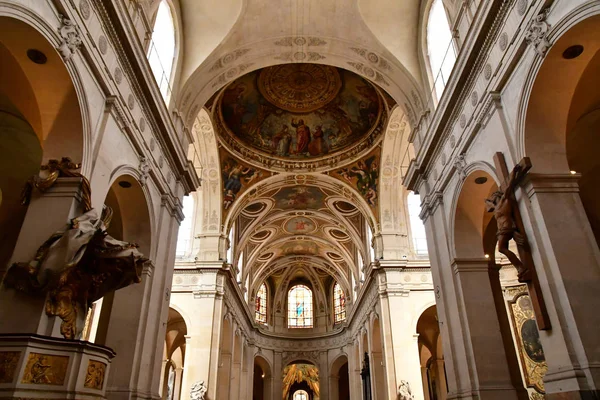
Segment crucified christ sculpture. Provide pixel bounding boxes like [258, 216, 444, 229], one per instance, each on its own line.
[485, 162, 531, 281]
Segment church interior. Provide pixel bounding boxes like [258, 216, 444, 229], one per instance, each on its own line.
[0, 0, 599, 399]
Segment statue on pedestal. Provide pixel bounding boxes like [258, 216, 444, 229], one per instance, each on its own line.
[397, 380, 415, 400]
[190, 381, 207, 400]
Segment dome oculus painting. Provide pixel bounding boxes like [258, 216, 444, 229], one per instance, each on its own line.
[219, 64, 382, 159]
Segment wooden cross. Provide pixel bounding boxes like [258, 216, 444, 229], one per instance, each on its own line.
[492, 152, 551, 330]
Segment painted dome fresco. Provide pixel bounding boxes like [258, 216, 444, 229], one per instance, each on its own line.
[214, 64, 387, 171]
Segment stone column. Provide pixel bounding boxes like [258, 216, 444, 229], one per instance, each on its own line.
[421, 366, 431, 400]
[173, 367, 184, 400]
[0, 177, 85, 337]
[376, 273, 400, 400]
[319, 351, 329, 400]
[102, 196, 181, 400]
[450, 258, 519, 400]
[273, 352, 283, 400]
[435, 359, 447, 400]
[329, 373, 339, 400]
[421, 195, 518, 400]
[521, 174, 600, 397]
[349, 343, 361, 400]
[229, 327, 243, 400]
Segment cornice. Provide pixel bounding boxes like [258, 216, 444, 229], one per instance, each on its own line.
[405, 0, 515, 190]
[91, 0, 200, 193]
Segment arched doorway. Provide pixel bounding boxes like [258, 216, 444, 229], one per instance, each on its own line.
[216, 317, 233, 400]
[416, 305, 446, 400]
[283, 362, 320, 400]
[0, 16, 84, 274]
[330, 355, 349, 400]
[370, 317, 386, 400]
[452, 169, 529, 399]
[161, 308, 187, 400]
[519, 12, 600, 394]
[253, 355, 272, 400]
[90, 174, 153, 345]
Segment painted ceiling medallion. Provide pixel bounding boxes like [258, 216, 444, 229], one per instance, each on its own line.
[257, 64, 342, 113]
[216, 63, 385, 172]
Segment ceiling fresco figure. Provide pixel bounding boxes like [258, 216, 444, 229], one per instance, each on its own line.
[218, 64, 382, 161]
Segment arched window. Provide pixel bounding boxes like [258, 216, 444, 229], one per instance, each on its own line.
[293, 390, 309, 400]
[407, 191, 428, 256]
[334, 283, 346, 323]
[426, 0, 457, 101]
[175, 194, 194, 258]
[288, 285, 313, 328]
[147, 0, 175, 101]
[255, 283, 267, 325]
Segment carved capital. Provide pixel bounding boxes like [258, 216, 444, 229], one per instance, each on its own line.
[525, 10, 551, 57]
[57, 16, 83, 61]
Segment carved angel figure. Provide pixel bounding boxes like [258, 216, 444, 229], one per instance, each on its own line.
[398, 380, 415, 400]
[190, 381, 208, 400]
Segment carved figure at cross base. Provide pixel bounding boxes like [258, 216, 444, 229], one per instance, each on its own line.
[485, 161, 531, 282]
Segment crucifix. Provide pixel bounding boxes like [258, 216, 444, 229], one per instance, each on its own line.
[485, 152, 551, 330]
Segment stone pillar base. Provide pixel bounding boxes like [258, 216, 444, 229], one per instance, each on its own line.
[545, 391, 600, 400]
[0, 334, 115, 399]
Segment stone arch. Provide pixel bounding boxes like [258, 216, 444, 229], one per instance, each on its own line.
[216, 316, 234, 399]
[103, 173, 153, 256]
[379, 106, 415, 260]
[450, 168, 499, 259]
[518, 7, 600, 247]
[413, 300, 437, 334]
[190, 108, 221, 236]
[162, 307, 187, 400]
[179, 51, 424, 132]
[223, 173, 379, 238]
[251, 256, 351, 309]
[165, 307, 188, 360]
[370, 316, 386, 400]
[0, 5, 91, 172]
[282, 360, 321, 400]
[0, 13, 88, 271]
[254, 354, 273, 400]
[330, 353, 350, 400]
[91, 173, 154, 347]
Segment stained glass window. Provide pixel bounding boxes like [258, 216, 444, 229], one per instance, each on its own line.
[255, 283, 267, 325]
[288, 285, 313, 328]
[334, 283, 346, 323]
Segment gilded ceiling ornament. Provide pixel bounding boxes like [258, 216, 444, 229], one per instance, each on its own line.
[258, 64, 341, 113]
[216, 65, 385, 172]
